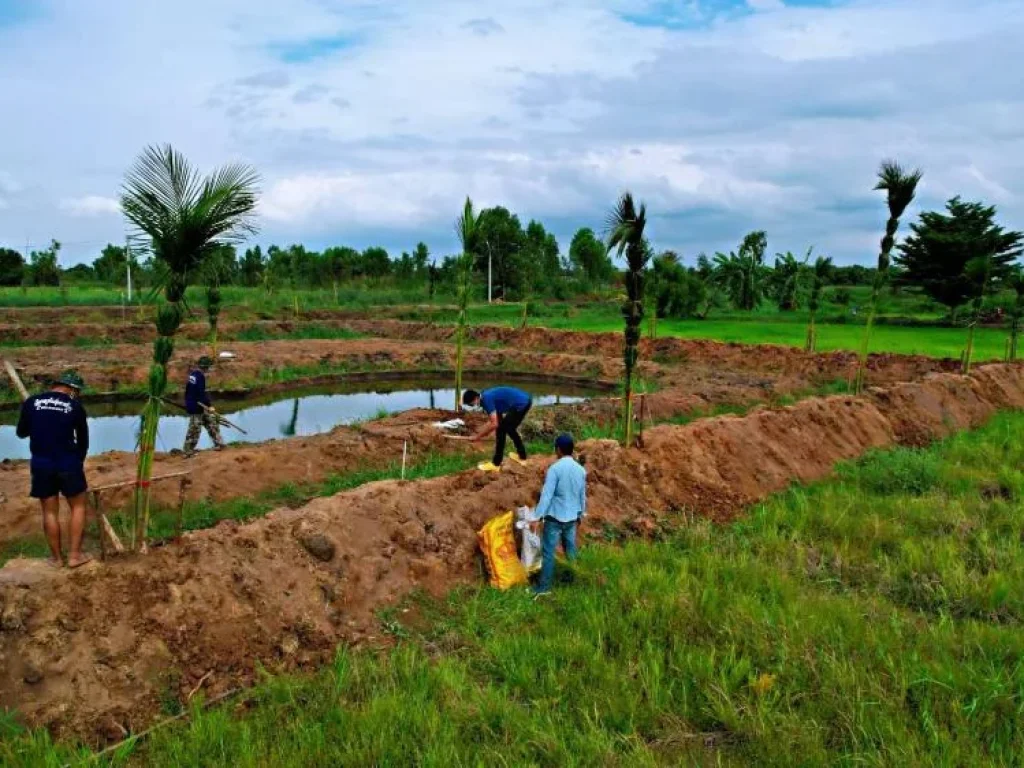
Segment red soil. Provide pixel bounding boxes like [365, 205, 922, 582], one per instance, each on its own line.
[1, 364, 1022, 742]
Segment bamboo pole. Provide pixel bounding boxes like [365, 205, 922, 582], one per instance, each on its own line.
[2, 358, 29, 400]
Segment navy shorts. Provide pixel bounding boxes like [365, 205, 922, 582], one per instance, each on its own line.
[30, 466, 88, 500]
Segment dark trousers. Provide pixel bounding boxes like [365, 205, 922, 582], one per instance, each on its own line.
[494, 402, 531, 465]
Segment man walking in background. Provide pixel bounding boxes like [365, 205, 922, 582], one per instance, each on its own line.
[461, 385, 532, 472]
[183, 356, 225, 457]
[16, 370, 91, 568]
[532, 433, 587, 596]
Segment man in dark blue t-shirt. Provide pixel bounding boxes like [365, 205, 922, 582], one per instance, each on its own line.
[461, 385, 533, 472]
[16, 370, 91, 568]
[183, 356, 224, 456]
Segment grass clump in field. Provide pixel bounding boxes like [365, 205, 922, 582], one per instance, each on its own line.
[5, 412, 1024, 766]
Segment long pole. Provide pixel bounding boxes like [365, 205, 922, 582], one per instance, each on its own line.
[488, 248, 492, 304]
[126, 237, 133, 303]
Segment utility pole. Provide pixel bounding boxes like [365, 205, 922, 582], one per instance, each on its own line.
[125, 237, 133, 302]
[486, 242, 492, 303]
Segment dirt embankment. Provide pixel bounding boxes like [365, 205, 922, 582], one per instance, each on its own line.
[1, 364, 1022, 741]
[348, 319, 963, 386]
[0, 384, 752, 547]
[0, 338, 651, 399]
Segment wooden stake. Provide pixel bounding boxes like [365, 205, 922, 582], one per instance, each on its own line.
[91, 491, 106, 562]
[3, 358, 29, 401]
[401, 440, 408, 480]
[176, 475, 190, 538]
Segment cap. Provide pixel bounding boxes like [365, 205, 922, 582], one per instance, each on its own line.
[554, 433, 574, 455]
[55, 370, 84, 390]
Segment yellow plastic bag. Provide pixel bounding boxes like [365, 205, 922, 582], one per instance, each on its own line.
[478, 511, 528, 590]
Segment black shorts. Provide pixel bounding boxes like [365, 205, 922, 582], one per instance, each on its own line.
[30, 466, 88, 500]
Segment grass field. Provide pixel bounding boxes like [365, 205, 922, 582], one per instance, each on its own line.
[2, 284, 1019, 361]
[4, 411, 1023, 766]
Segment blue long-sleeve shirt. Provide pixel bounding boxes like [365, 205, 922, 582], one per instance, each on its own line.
[16, 391, 89, 469]
[185, 369, 211, 415]
[533, 456, 587, 523]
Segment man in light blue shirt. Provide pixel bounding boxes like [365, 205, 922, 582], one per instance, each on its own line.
[532, 433, 587, 595]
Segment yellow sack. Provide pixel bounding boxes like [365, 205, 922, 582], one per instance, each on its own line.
[478, 511, 528, 590]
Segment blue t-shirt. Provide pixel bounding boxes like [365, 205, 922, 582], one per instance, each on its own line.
[479, 386, 531, 415]
[185, 369, 211, 414]
[16, 391, 89, 470]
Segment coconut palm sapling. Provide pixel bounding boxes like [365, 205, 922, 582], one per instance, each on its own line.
[454, 197, 479, 410]
[606, 192, 649, 447]
[805, 256, 834, 352]
[854, 161, 922, 393]
[120, 144, 259, 549]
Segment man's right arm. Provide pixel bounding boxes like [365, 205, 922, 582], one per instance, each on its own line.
[15, 399, 31, 439]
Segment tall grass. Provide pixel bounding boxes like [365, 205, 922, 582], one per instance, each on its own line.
[6, 412, 1024, 765]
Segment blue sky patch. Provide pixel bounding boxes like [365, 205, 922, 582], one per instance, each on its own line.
[0, 0, 38, 27]
[271, 34, 359, 63]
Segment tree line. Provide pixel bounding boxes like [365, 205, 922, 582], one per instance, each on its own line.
[2, 193, 1019, 330]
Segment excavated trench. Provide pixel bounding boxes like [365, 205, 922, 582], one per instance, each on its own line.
[1, 364, 1022, 742]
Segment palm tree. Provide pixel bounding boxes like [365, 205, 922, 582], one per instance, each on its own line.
[454, 197, 479, 410]
[773, 248, 811, 311]
[805, 256, 834, 352]
[854, 160, 922, 393]
[121, 144, 259, 550]
[1007, 267, 1024, 362]
[607, 192, 649, 447]
[713, 232, 768, 311]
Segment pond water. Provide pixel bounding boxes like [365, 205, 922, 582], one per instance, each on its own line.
[0, 378, 602, 459]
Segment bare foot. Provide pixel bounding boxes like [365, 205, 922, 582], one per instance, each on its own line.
[46, 556, 63, 569]
[67, 554, 93, 569]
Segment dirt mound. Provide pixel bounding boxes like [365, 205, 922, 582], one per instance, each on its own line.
[0, 381, 754, 547]
[2, 364, 1022, 741]
[0, 338, 645, 401]
[349, 320, 962, 386]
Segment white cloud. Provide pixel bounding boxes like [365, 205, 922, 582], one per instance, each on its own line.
[0, 0, 1021, 265]
[60, 196, 121, 217]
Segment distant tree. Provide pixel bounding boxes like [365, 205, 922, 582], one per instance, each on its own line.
[427, 263, 439, 298]
[569, 227, 613, 283]
[855, 160, 922, 393]
[63, 264, 96, 283]
[523, 220, 561, 296]
[895, 197, 1023, 315]
[412, 242, 430, 277]
[651, 252, 706, 321]
[713, 231, 768, 311]
[476, 206, 527, 300]
[395, 251, 416, 282]
[239, 245, 265, 287]
[29, 240, 61, 286]
[831, 265, 874, 286]
[771, 248, 811, 311]
[0, 247, 25, 286]
[805, 256, 834, 352]
[607, 192, 649, 447]
[361, 246, 391, 278]
[204, 244, 239, 285]
[92, 244, 128, 283]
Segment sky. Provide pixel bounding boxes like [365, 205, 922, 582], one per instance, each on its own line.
[0, 0, 1021, 267]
